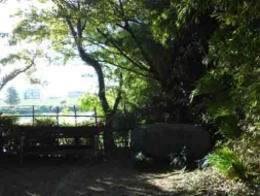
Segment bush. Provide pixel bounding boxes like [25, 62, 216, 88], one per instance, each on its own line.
[133, 152, 153, 169]
[112, 110, 137, 131]
[34, 118, 57, 127]
[112, 111, 137, 148]
[169, 146, 188, 170]
[0, 114, 18, 127]
[232, 124, 260, 183]
[208, 147, 247, 181]
[197, 155, 211, 170]
[0, 115, 20, 154]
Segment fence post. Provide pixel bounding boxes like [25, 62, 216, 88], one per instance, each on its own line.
[32, 105, 35, 126]
[19, 135, 25, 164]
[56, 106, 59, 126]
[94, 107, 99, 155]
[73, 105, 77, 126]
[94, 107, 98, 124]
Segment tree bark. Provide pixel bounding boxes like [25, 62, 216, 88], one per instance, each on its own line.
[65, 11, 122, 154]
[77, 46, 116, 153]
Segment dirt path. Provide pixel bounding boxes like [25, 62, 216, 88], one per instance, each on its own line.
[0, 156, 184, 196]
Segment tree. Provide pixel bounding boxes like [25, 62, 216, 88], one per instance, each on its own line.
[182, 0, 260, 181]
[0, 50, 39, 92]
[9, 0, 220, 151]
[5, 87, 20, 105]
[54, 0, 218, 123]
[11, 0, 258, 156]
[10, 0, 124, 153]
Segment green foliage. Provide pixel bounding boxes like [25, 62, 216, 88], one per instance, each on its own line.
[112, 110, 137, 131]
[0, 115, 18, 127]
[189, 0, 260, 182]
[208, 147, 247, 180]
[232, 125, 260, 182]
[10, 0, 215, 126]
[79, 93, 103, 116]
[112, 110, 137, 148]
[191, 71, 233, 99]
[216, 115, 240, 138]
[6, 0, 259, 184]
[34, 117, 56, 127]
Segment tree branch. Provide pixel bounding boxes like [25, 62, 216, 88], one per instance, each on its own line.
[96, 28, 149, 72]
[0, 54, 36, 91]
[113, 0, 154, 68]
[99, 59, 151, 79]
[65, 13, 111, 115]
[116, 22, 154, 67]
[112, 71, 123, 113]
[65, 16, 78, 41]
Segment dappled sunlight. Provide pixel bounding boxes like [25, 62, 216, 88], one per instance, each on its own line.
[0, 0, 258, 195]
[0, 159, 177, 196]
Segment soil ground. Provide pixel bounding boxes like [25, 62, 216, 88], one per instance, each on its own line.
[0, 151, 187, 196]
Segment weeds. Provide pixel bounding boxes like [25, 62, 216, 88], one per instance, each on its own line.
[169, 168, 256, 196]
[208, 147, 247, 180]
[169, 146, 188, 170]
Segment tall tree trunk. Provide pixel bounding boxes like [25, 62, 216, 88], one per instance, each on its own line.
[77, 47, 116, 153]
[65, 16, 117, 153]
[93, 65, 116, 153]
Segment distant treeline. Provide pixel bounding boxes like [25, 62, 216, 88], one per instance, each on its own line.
[0, 105, 80, 115]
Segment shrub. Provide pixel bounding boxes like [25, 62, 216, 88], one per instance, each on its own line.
[208, 147, 247, 181]
[112, 110, 137, 131]
[0, 115, 18, 127]
[169, 146, 188, 170]
[197, 154, 211, 169]
[133, 152, 153, 169]
[34, 118, 57, 127]
[0, 115, 20, 154]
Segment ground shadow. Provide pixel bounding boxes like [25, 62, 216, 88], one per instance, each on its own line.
[0, 153, 187, 196]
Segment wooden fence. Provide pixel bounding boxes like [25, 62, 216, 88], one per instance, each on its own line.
[0, 105, 107, 163]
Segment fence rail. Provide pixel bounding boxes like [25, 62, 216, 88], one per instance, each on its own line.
[5, 114, 99, 118]
[0, 105, 103, 126]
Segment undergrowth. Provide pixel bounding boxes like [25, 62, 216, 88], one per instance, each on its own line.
[170, 168, 258, 196]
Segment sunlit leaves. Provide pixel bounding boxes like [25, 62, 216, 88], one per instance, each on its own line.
[209, 147, 247, 180]
[188, 0, 260, 181]
[80, 93, 103, 115]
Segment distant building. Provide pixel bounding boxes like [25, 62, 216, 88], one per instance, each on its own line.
[0, 32, 9, 38]
[24, 89, 41, 99]
[67, 91, 85, 99]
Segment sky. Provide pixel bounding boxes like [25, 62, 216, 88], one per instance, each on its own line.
[0, 0, 97, 100]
